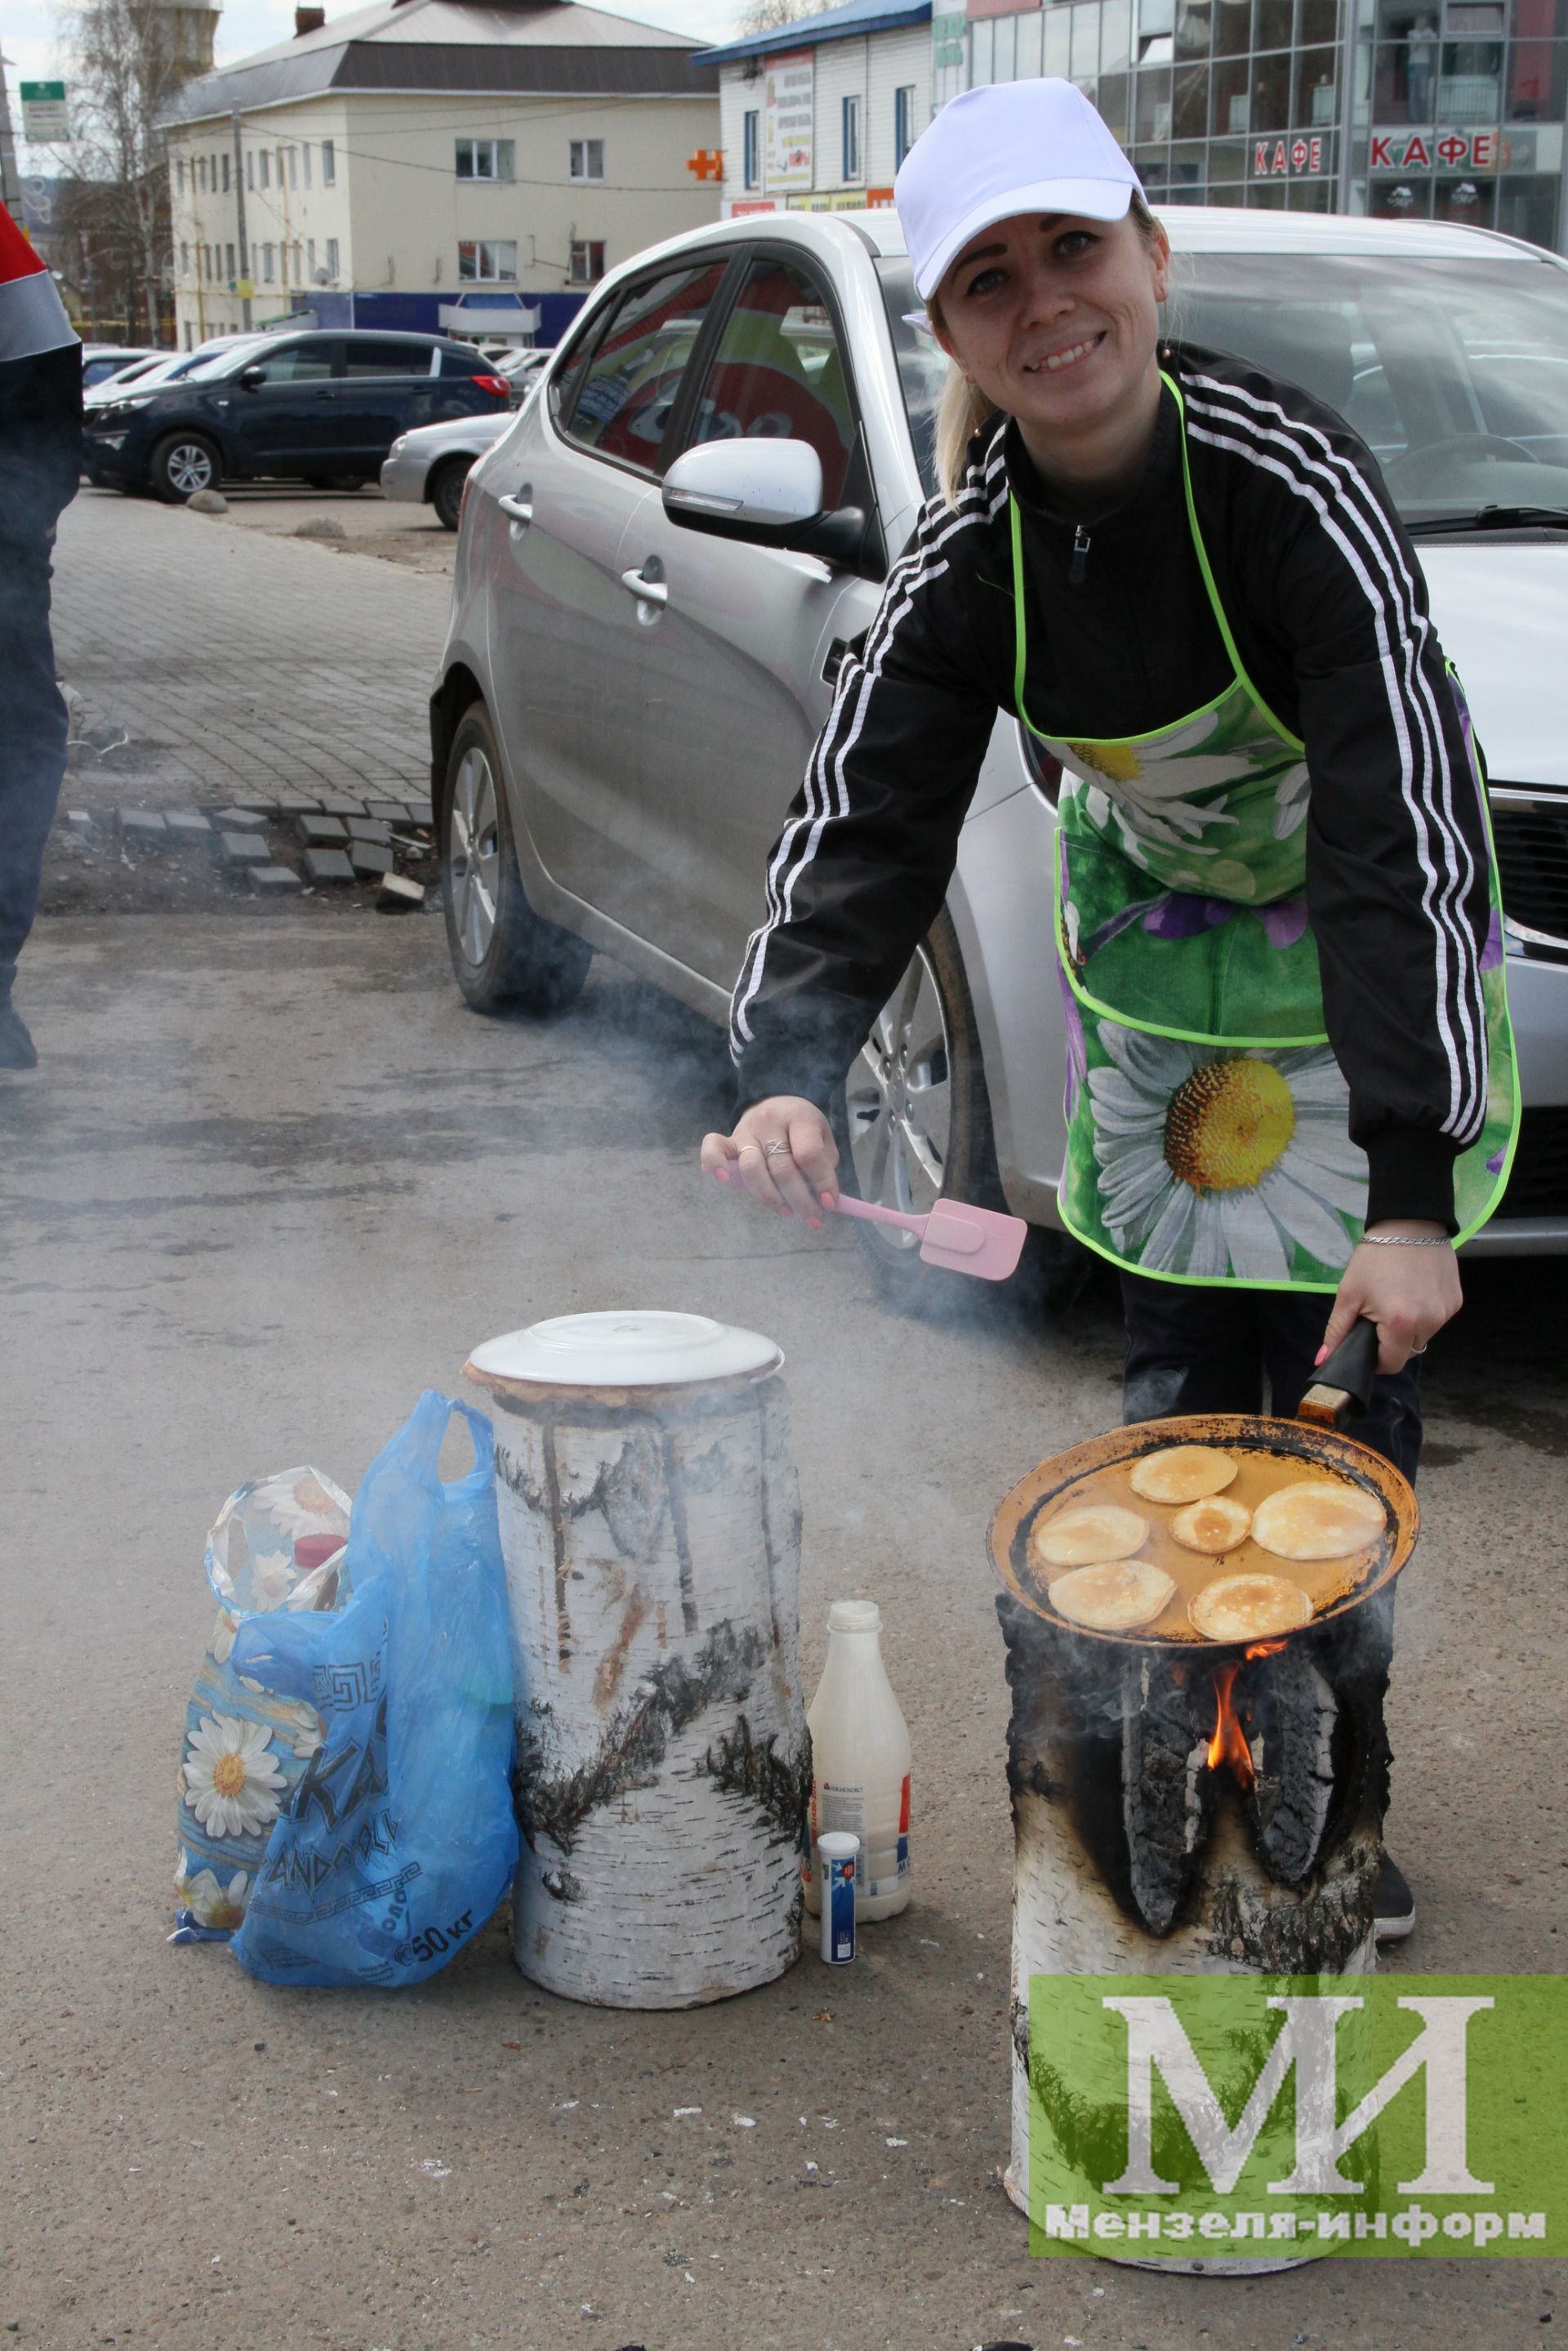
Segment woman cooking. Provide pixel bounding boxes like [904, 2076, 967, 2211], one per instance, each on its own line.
[700, 78, 1516, 1937]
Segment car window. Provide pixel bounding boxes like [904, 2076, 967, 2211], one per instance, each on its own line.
[241, 340, 336, 383]
[684, 256, 857, 511]
[439, 347, 483, 377]
[561, 259, 730, 476]
[341, 339, 428, 379]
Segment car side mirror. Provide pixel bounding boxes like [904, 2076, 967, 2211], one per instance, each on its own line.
[662, 438, 872, 573]
[238, 364, 266, 391]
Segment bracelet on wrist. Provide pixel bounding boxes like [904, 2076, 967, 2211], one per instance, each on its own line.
[1359, 1231, 1453, 1249]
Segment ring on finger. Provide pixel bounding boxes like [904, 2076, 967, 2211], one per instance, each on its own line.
[737, 1140, 765, 1158]
[764, 1139, 792, 1160]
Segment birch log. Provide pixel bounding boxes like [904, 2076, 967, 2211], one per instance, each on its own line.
[481, 1369, 808, 2009]
[998, 1592, 1392, 2275]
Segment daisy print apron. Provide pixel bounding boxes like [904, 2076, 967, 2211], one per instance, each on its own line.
[1013, 375, 1518, 1291]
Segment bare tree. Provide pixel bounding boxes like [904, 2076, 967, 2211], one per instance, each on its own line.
[734, 0, 824, 36]
[53, 0, 200, 337]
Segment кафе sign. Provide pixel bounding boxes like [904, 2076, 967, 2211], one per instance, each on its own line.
[1249, 122, 1557, 180]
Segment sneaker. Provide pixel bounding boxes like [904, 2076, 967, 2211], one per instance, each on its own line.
[1374, 1853, 1415, 1941]
[0, 997, 38, 1070]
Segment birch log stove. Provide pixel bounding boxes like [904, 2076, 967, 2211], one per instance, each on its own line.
[988, 1329, 1419, 2273]
[466, 1311, 810, 2010]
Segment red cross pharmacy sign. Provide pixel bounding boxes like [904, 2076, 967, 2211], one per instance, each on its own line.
[686, 149, 724, 182]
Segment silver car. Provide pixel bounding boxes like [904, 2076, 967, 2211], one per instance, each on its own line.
[430, 207, 1568, 1274]
[382, 408, 519, 531]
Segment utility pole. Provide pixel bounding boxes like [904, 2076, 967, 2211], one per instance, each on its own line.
[0, 50, 24, 215]
[231, 106, 252, 329]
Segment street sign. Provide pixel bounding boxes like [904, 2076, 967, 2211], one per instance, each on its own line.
[20, 82, 70, 140]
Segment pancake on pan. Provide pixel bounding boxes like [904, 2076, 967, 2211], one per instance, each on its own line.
[1189, 1573, 1314, 1642]
[1251, 1478, 1385, 1562]
[1169, 1494, 1253, 1555]
[1031, 1503, 1149, 1570]
[1049, 1561, 1177, 1632]
[1129, 1444, 1239, 1504]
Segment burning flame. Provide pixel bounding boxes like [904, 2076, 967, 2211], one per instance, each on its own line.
[1206, 1663, 1255, 1789]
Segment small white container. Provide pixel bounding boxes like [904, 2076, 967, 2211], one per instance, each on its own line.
[817, 1831, 859, 1964]
[804, 1599, 911, 1921]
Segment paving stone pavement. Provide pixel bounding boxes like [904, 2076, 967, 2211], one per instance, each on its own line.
[50, 492, 452, 807]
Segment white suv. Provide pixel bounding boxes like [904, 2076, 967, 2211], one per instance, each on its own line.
[430, 204, 1568, 1265]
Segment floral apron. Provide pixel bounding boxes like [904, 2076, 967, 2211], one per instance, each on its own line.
[1013, 375, 1518, 1290]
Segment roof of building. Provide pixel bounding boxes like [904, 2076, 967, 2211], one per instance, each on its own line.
[163, 0, 715, 125]
[695, 0, 931, 69]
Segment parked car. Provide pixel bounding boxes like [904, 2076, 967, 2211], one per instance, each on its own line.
[430, 207, 1568, 1275]
[497, 347, 554, 406]
[80, 344, 163, 390]
[381, 407, 519, 530]
[84, 329, 511, 501]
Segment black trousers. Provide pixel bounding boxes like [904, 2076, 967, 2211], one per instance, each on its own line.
[0, 532, 69, 1001]
[1119, 1270, 1423, 1483]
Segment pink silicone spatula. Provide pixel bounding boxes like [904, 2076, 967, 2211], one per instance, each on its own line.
[829, 1190, 1028, 1279]
[713, 1165, 1027, 1280]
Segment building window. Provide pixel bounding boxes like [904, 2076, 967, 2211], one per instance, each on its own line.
[458, 238, 519, 281]
[742, 108, 760, 187]
[321, 138, 335, 185]
[894, 83, 916, 167]
[180, 239, 189, 274]
[221, 152, 230, 192]
[568, 238, 606, 284]
[303, 142, 313, 186]
[263, 243, 275, 283]
[307, 236, 317, 275]
[456, 138, 515, 180]
[287, 146, 298, 189]
[842, 92, 862, 181]
[326, 236, 340, 278]
[176, 157, 186, 194]
[225, 240, 235, 279]
[276, 148, 285, 187]
[196, 155, 207, 193]
[569, 137, 605, 180]
[260, 148, 270, 189]
[246, 150, 255, 189]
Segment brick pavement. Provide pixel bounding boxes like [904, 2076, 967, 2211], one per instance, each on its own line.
[49, 492, 452, 806]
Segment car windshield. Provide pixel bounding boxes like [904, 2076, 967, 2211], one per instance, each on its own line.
[878, 248, 1568, 526]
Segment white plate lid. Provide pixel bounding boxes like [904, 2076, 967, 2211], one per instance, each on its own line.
[466, 1309, 782, 1390]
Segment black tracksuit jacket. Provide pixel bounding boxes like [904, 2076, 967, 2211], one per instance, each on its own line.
[728, 341, 1494, 1234]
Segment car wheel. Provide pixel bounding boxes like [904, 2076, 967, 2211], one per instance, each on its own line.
[441, 702, 592, 1016]
[149, 432, 221, 502]
[430, 457, 471, 532]
[835, 909, 1089, 1309]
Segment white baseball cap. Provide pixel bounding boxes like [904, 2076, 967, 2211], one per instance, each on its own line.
[896, 79, 1144, 302]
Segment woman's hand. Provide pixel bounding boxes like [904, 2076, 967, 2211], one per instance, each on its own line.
[701, 1097, 839, 1228]
[1318, 1220, 1463, 1376]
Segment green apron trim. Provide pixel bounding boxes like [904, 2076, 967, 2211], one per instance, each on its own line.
[1004, 375, 1517, 1290]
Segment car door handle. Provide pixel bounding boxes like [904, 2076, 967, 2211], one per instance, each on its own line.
[822, 630, 867, 686]
[620, 563, 667, 608]
[498, 490, 532, 528]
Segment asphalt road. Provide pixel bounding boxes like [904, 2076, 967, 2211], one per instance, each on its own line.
[2, 497, 1564, 2351]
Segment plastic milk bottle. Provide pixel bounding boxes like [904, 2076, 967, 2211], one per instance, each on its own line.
[803, 1600, 911, 1920]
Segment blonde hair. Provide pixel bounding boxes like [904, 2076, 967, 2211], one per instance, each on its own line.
[929, 194, 1165, 507]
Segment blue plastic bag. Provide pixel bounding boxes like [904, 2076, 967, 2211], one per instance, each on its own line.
[228, 1392, 518, 1989]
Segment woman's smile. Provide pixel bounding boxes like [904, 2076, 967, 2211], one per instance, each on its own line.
[1022, 330, 1108, 376]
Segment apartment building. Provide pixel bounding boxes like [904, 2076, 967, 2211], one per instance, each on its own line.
[162, 0, 721, 348]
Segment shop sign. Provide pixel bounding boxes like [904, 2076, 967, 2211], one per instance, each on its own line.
[764, 51, 814, 192]
[1370, 127, 1505, 170]
[785, 187, 896, 209]
[726, 198, 780, 216]
[1251, 131, 1331, 176]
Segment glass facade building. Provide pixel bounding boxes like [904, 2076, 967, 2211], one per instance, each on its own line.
[950, 0, 1568, 247]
